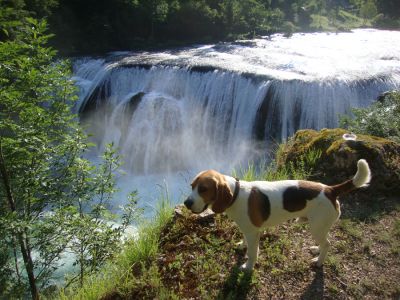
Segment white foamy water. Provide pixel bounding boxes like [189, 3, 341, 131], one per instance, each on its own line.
[114, 29, 400, 81]
[72, 29, 400, 213]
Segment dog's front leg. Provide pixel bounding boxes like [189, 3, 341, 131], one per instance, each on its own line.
[240, 231, 260, 271]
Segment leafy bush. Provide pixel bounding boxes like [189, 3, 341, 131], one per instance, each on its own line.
[340, 91, 400, 143]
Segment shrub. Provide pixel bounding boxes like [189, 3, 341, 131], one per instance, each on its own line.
[340, 90, 400, 143]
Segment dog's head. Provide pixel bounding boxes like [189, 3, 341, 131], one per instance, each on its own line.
[184, 170, 233, 214]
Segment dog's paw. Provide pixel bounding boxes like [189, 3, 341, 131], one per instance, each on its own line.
[236, 240, 247, 250]
[310, 246, 320, 255]
[311, 257, 323, 268]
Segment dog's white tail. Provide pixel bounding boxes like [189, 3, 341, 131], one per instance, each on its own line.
[330, 159, 371, 196]
[352, 159, 371, 188]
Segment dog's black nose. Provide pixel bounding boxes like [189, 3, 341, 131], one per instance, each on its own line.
[184, 198, 193, 209]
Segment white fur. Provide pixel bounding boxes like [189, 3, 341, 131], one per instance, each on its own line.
[352, 159, 371, 188]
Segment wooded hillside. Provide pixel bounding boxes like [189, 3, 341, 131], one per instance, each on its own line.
[2, 0, 400, 55]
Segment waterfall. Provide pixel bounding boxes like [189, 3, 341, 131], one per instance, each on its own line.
[72, 29, 400, 182]
[74, 65, 271, 174]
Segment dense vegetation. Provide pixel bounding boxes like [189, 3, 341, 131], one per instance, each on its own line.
[1, 0, 400, 55]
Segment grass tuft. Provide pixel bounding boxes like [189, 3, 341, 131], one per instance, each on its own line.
[232, 147, 322, 182]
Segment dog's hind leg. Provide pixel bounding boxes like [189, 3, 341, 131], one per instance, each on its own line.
[310, 229, 331, 266]
[308, 212, 338, 267]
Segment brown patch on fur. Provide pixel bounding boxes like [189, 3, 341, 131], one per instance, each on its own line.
[191, 171, 217, 205]
[213, 178, 233, 213]
[323, 187, 340, 211]
[283, 181, 322, 212]
[330, 179, 355, 195]
[248, 188, 270, 227]
[324, 179, 354, 211]
[191, 170, 233, 213]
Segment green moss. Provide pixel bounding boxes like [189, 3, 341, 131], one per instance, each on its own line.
[279, 128, 398, 162]
[276, 128, 400, 196]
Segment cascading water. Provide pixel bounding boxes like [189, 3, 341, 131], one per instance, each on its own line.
[72, 29, 400, 210]
[77, 65, 269, 174]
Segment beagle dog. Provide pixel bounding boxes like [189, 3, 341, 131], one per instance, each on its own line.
[184, 159, 371, 271]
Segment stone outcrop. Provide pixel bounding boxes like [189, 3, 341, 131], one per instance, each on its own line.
[277, 128, 400, 197]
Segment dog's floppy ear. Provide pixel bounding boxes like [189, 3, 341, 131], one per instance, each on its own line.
[212, 180, 233, 213]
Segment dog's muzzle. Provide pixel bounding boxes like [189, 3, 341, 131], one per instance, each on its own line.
[184, 197, 208, 213]
[184, 197, 194, 209]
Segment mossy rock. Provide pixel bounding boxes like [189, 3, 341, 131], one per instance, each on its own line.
[277, 128, 400, 197]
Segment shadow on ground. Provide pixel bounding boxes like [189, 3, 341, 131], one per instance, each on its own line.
[301, 267, 325, 299]
[217, 252, 253, 299]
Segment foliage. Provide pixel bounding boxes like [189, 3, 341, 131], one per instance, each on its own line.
[360, 0, 378, 21]
[340, 91, 400, 143]
[62, 144, 142, 288]
[310, 14, 331, 30]
[0, 16, 138, 299]
[2, 0, 398, 55]
[58, 194, 174, 300]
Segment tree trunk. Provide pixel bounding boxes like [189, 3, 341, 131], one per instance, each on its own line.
[80, 250, 84, 288]
[19, 233, 39, 300]
[0, 141, 39, 299]
[12, 237, 22, 284]
[0, 141, 16, 211]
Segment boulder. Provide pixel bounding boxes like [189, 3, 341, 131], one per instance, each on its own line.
[277, 128, 400, 197]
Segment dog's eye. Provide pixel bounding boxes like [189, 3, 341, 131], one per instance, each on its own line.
[198, 185, 208, 193]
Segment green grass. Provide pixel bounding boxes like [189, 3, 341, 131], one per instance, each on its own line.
[232, 147, 322, 182]
[338, 219, 364, 239]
